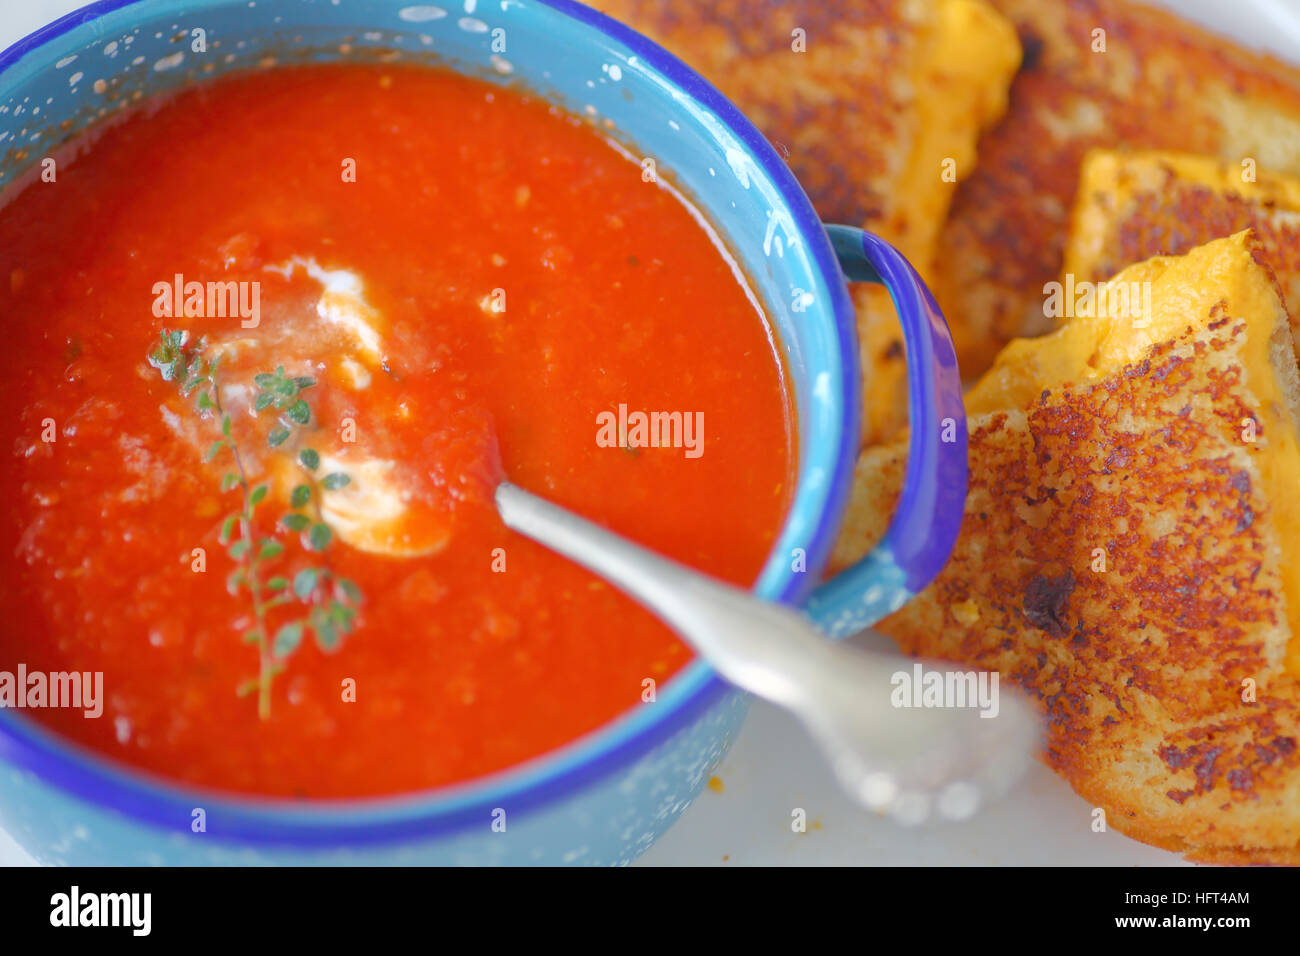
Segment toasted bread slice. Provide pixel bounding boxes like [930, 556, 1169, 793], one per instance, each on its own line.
[936, 0, 1300, 383]
[586, 0, 1020, 443]
[1064, 149, 1300, 357]
[832, 233, 1300, 862]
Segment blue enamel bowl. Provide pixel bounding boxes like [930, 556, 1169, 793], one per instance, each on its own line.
[0, 0, 967, 865]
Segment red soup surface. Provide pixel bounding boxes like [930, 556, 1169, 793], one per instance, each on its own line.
[0, 64, 793, 797]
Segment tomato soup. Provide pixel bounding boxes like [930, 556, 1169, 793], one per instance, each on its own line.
[0, 65, 792, 797]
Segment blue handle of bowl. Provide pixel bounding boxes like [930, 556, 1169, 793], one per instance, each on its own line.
[803, 225, 968, 639]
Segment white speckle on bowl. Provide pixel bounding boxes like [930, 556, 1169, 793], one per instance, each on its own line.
[398, 0, 448, 15]
[55, 55, 77, 68]
[153, 51, 184, 72]
[458, 16, 488, 32]
[464, 0, 477, 11]
[490, 55, 512, 74]
[725, 147, 756, 189]
[68, 72, 83, 87]
[104, 40, 119, 56]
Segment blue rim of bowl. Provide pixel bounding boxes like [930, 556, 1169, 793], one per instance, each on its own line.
[0, 0, 862, 846]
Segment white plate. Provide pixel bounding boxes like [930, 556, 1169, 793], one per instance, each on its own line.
[0, 0, 1293, 867]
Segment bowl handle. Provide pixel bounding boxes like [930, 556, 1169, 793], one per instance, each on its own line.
[803, 225, 968, 639]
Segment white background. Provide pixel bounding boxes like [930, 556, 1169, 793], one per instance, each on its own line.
[0, 0, 1291, 867]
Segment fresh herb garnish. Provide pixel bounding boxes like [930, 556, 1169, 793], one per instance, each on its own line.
[150, 331, 363, 719]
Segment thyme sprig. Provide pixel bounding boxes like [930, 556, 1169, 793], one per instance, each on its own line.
[149, 331, 363, 719]
[254, 366, 359, 654]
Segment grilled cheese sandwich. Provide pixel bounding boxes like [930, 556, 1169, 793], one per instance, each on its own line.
[832, 233, 1300, 862]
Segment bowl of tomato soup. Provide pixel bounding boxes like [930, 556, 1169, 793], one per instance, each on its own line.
[0, 0, 966, 864]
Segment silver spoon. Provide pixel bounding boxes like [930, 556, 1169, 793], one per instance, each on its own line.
[496, 481, 1040, 825]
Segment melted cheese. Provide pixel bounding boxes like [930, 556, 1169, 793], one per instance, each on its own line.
[887, 0, 1022, 265]
[862, 0, 1021, 444]
[969, 232, 1300, 674]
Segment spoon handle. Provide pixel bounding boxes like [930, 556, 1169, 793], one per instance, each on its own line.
[495, 481, 1038, 824]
